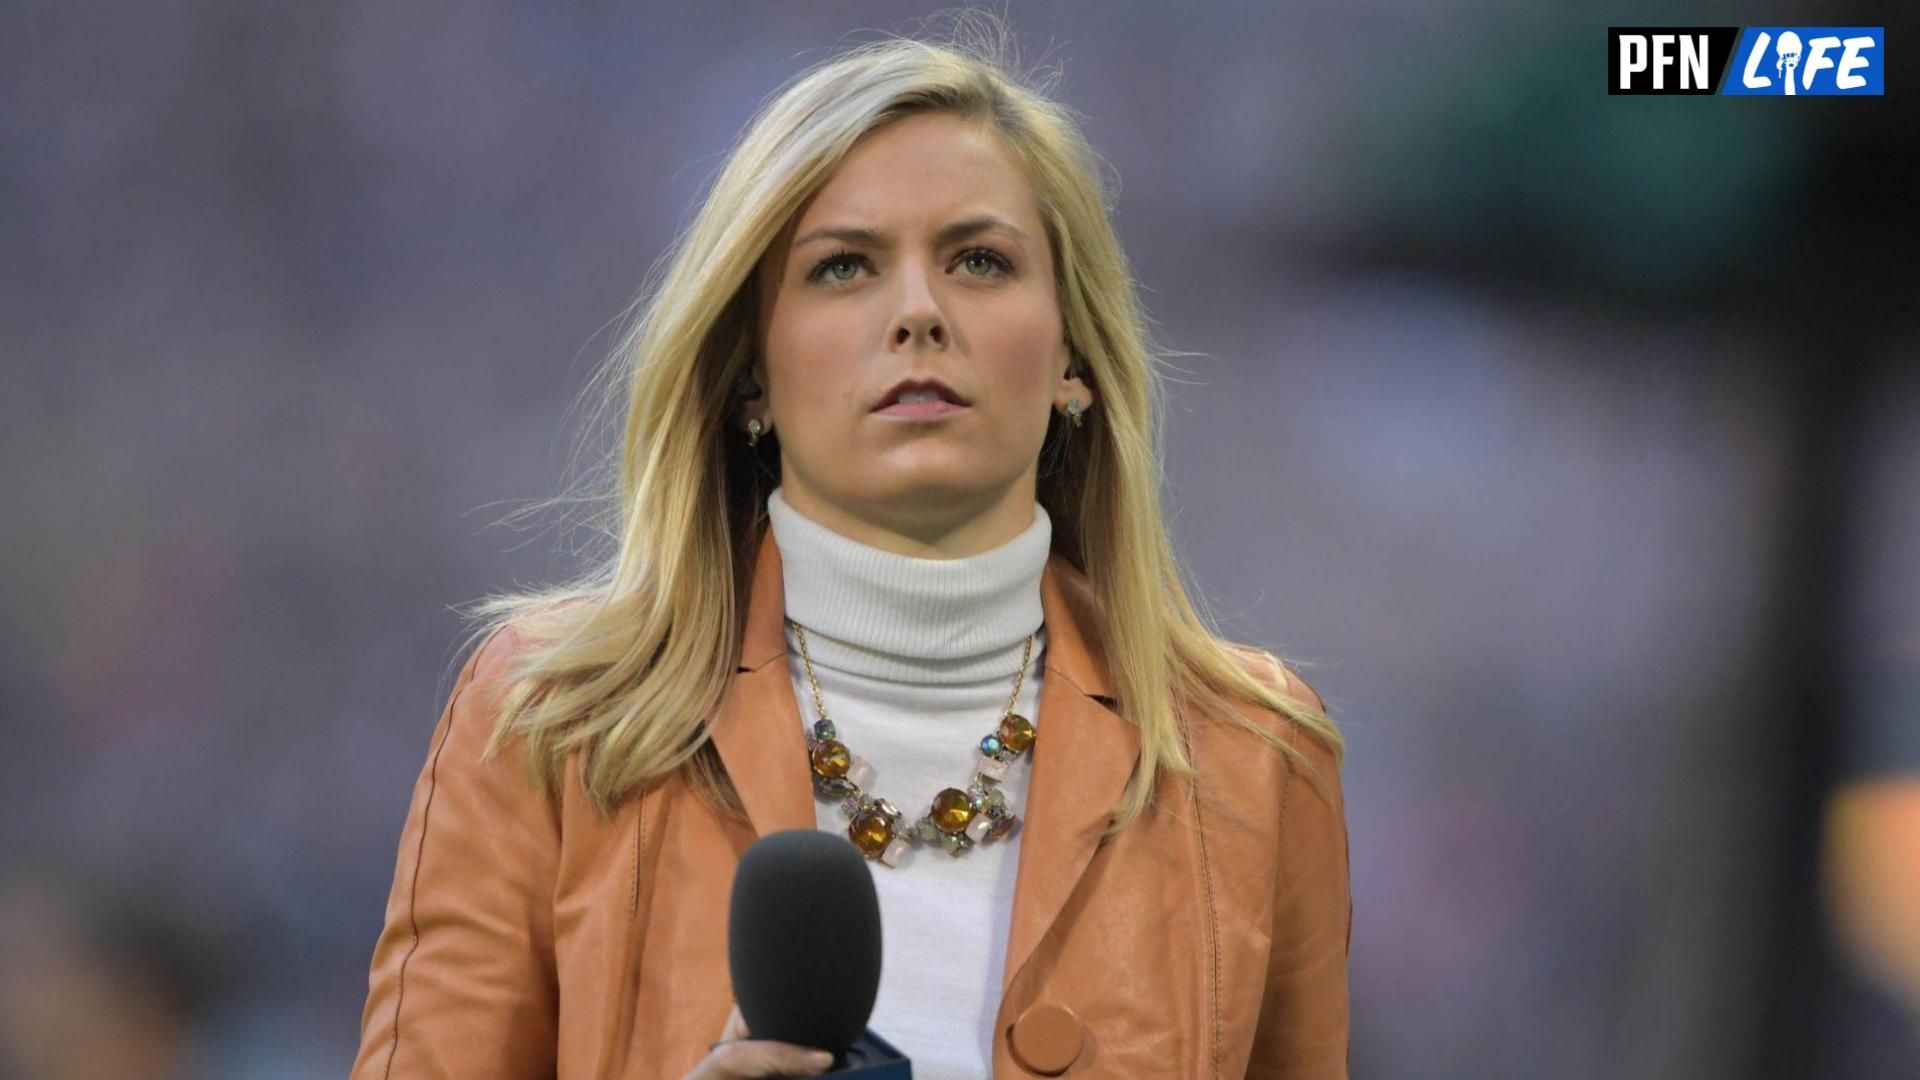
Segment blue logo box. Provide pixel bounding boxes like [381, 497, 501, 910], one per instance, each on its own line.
[1721, 27, 1883, 95]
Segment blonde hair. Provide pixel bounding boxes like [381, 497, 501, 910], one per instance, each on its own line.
[457, 10, 1342, 838]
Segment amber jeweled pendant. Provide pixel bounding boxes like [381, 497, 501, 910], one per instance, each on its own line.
[997, 713, 1035, 754]
[809, 739, 851, 779]
[930, 787, 975, 834]
[849, 808, 893, 856]
[848, 802, 910, 867]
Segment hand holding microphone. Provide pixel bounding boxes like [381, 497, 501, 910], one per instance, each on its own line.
[683, 1002, 835, 1078]
[683, 829, 912, 1078]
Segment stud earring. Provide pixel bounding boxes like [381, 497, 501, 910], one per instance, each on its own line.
[747, 418, 764, 447]
[1065, 400, 1084, 428]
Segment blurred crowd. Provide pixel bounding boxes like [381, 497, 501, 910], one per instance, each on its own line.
[2, 2, 1913, 1077]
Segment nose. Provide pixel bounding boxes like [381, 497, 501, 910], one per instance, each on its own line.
[890, 259, 947, 350]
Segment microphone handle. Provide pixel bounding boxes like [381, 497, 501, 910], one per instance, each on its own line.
[821, 1028, 912, 1078]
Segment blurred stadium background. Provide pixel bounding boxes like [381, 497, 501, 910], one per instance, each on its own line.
[1, 2, 1913, 1077]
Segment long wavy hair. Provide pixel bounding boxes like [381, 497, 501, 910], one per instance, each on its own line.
[457, 11, 1341, 838]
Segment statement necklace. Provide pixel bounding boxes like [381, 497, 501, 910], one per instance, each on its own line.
[792, 616, 1038, 867]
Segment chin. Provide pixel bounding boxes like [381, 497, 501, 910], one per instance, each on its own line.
[865, 468, 996, 505]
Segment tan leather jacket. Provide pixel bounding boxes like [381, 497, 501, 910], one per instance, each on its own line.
[352, 529, 1352, 1078]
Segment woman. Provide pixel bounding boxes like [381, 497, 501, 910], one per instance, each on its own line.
[351, 15, 1349, 1080]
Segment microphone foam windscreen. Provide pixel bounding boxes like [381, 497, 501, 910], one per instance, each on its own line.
[728, 828, 883, 1051]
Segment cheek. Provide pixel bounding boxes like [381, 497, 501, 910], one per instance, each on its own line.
[998, 283, 1062, 347]
[766, 317, 865, 424]
[980, 304, 1064, 393]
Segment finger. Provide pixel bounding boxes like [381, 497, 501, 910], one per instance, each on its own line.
[719, 1002, 750, 1042]
[702, 1039, 834, 1078]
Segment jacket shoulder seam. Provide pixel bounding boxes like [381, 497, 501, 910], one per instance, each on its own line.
[1188, 726, 1223, 1079]
[1275, 714, 1303, 842]
[382, 635, 497, 1078]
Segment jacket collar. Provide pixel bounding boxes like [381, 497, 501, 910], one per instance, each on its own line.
[708, 523, 1141, 994]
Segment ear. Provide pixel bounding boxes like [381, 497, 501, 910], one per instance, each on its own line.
[740, 249, 783, 436]
[1054, 342, 1096, 417]
[736, 359, 771, 436]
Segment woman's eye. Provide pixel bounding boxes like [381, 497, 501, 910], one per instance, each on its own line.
[809, 251, 867, 285]
[959, 248, 1013, 278]
[806, 247, 1013, 287]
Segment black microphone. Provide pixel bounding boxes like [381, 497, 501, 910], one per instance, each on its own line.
[728, 829, 913, 1077]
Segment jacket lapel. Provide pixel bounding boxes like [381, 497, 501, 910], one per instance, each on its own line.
[999, 554, 1140, 993]
[707, 524, 1143, 994]
[707, 529, 818, 838]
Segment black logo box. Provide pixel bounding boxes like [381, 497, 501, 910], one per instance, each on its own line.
[1608, 27, 1744, 95]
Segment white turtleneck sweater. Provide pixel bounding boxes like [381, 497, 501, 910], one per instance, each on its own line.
[765, 486, 1050, 1079]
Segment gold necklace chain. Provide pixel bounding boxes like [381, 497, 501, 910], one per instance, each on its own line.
[791, 617, 1038, 867]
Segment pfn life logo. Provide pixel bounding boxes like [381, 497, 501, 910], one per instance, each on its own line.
[1609, 27, 1884, 95]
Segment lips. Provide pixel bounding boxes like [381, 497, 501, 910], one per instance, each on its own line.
[874, 399, 969, 420]
[873, 378, 970, 411]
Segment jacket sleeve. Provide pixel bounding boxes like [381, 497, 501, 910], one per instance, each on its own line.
[352, 625, 562, 1079]
[1246, 671, 1353, 1079]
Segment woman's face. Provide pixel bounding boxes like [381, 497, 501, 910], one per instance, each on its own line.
[748, 111, 1093, 558]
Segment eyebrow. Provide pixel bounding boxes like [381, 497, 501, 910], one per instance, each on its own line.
[791, 214, 1028, 254]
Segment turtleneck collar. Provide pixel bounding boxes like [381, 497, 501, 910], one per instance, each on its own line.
[764, 485, 1052, 684]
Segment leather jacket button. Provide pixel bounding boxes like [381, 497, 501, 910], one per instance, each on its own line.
[1008, 1002, 1084, 1075]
